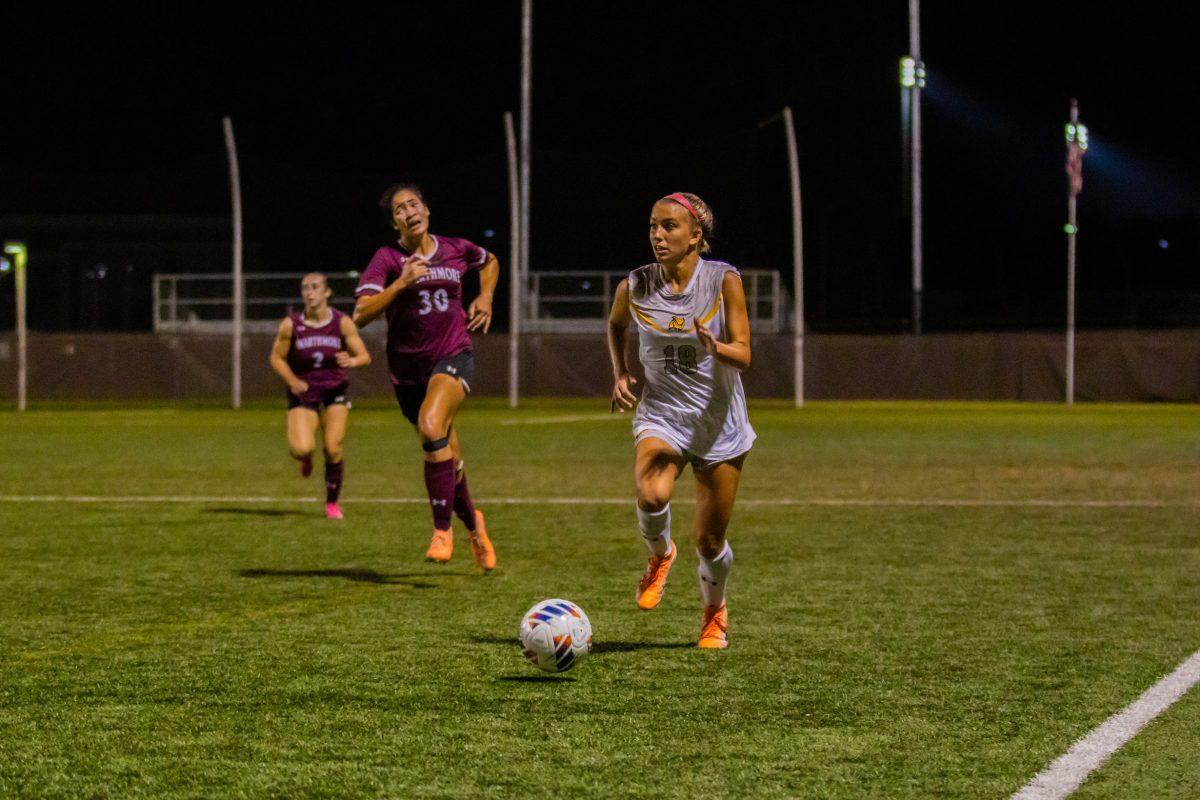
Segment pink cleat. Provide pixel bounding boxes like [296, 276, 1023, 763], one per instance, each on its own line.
[325, 502, 343, 520]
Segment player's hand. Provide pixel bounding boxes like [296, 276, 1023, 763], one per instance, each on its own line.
[335, 350, 354, 368]
[694, 318, 719, 356]
[289, 379, 309, 396]
[611, 373, 638, 413]
[399, 257, 430, 289]
[467, 294, 493, 333]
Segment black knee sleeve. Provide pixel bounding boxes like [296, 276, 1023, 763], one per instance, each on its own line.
[422, 436, 450, 453]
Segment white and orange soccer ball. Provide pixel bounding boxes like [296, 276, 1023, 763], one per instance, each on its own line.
[518, 599, 593, 673]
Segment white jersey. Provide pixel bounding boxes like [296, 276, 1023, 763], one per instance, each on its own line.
[628, 258, 756, 465]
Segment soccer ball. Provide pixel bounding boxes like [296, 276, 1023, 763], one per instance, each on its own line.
[518, 598, 593, 673]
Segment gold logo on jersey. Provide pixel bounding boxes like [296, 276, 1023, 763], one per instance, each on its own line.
[667, 315, 686, 331]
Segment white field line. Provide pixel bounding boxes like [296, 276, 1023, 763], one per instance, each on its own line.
[499, 413, 620, 425]
[1012, 648, 1200, 800]
[0, 495, 1195, 508]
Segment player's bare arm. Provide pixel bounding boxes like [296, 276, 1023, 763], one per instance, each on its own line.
[695, 271, 751, 371]
[335, 315, 372, 368]
[467, 252, 499, 333]
[268, 317, 308, 395]
[607, 278, 638, 412]
[352, 257, 431, 327]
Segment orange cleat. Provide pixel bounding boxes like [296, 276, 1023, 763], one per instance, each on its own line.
[636, 541, 677, 610]
[698, 603, 729, 649]
[425, 528, 453, 563]
[299, 454, 313, 478]
[467, 510, 496, 572]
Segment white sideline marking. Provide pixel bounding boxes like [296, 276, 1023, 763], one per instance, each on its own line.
[1012, 648, 1200, 799]
[0, 495, 1195, 508]
[499, 413, 619, 425]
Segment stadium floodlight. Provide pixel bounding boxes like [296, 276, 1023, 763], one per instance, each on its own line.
[1065, 122, 1090, 152]
[899, 56, 926, 89]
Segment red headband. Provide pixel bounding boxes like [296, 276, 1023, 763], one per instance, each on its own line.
[663, 192, 700, 222]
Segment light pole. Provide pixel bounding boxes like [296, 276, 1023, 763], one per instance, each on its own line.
[2, 242, 28, 411]
[1064, 99, 1088, 405]
[900, 52, 925, 334]
[901, 0, 925, 334]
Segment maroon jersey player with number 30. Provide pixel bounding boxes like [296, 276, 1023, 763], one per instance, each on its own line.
[269, 272, 372, 519]
[353, 183, 499, 570]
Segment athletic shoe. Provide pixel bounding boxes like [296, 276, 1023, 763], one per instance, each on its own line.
[325, 502, 343, 520]
[425, 528, 453, 563]
[299, 454, 313, 478]
[467, 510, 496, 572]
[698, 603, 729, 649]
[636, 540, 677, 610]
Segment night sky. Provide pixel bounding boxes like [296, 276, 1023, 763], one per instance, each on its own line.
[2, 2, 1198, 331]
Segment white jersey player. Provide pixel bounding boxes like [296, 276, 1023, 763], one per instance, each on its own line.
[607, 192, 755, 649]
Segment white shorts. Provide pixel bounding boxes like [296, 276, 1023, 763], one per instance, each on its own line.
[634, 424, 752, 471]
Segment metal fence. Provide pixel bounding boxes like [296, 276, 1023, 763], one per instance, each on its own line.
[154, 272, 361, 333]
[524, 270, 786, 333]
[153, 269, 788, 334]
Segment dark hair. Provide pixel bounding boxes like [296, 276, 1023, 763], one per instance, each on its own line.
[300, 271, 330, 290]
[379, 182, 426, 210]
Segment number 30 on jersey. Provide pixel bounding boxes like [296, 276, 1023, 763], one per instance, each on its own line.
[418, 288, 450, 315]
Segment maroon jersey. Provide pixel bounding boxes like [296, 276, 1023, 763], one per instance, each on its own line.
[287, 309, 349, 403]
[355, 235, 488, 385]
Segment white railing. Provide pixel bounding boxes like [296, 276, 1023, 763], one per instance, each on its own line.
[524, 269, 786, 333]
[154, 268, 789, 334]
[153, 272, 362, 333]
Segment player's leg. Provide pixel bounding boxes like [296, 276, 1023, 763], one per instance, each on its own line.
[287, 407, 319, 478]
[446, 426, 477, 532]
[419, 375, 494, 570]
[691, 453, 746, 649]
[319, 403, 349, 519]
[416, 375, 469, 562]
[633, 436, 685, 609]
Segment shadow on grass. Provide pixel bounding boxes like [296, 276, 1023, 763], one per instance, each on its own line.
[237, 568, 437, 589]
[205, 507, 312, 517]
[470, 635, 692, 653]
[496, 675, 577, 683]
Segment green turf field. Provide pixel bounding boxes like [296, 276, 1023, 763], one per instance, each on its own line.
[1, 399, 1197, 798]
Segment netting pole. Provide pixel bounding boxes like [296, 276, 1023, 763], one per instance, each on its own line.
[223, 117, 244, 410]
[1065, 100, 1080, 406]
[782, 108, 805, 408]
[3, 242, 27, 411]
[505, 112, 520, 408]
[519, 0, 532, 294]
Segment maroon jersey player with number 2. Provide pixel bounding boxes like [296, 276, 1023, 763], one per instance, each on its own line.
[353, 183, 499, 571]
[269, 272, 372, 519]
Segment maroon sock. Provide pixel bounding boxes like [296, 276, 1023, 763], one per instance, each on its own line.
[325, 459, 344, 504]
[423, 459, 456, 531]
[453, 467, 477, 532]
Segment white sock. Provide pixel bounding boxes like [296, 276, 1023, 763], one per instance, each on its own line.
[636, 504, 672, 558]
[697, 542, 733, 608]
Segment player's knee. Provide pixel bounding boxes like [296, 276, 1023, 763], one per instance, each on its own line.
[636, 484, 671, 513]
[695, 530, 726, 559]
[416, 413, 447, 445]
[323, 447, 342, 464]
[290, 444, 314, 460]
